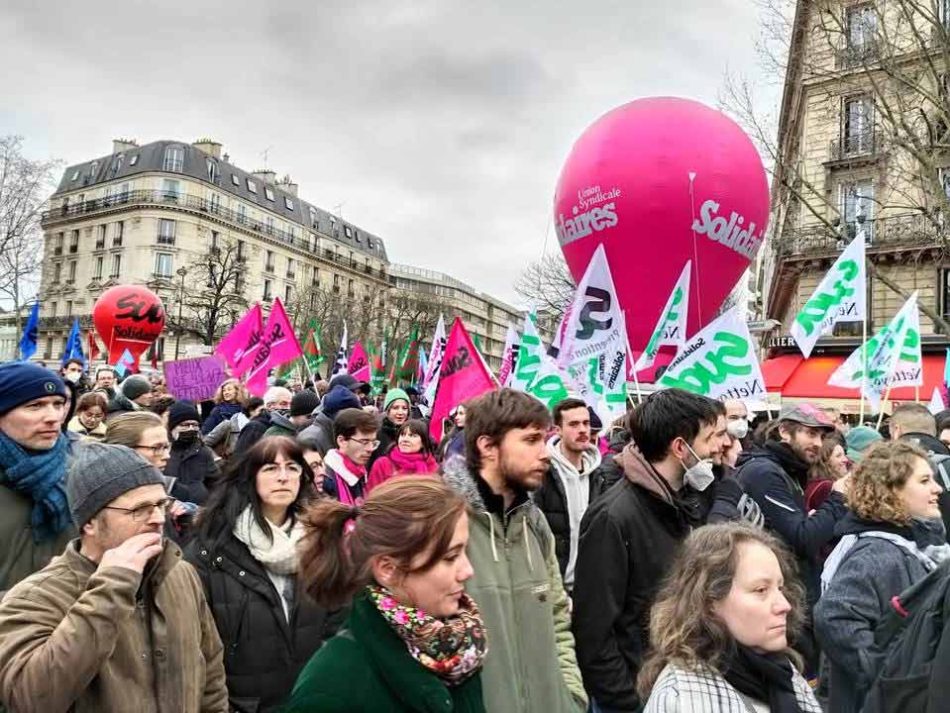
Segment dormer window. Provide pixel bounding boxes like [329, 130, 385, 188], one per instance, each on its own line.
[163, 146, 184, 172]
[247, 179, 257, 194]
[285, 197, 294, 210]
[264, 187, 275, 201]
[71, 170, 80, 181]
[207, 158, 218, 183]
[129, 154, 139, 166]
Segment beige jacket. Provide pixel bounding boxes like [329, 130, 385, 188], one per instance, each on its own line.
[0, 539, 228, 713]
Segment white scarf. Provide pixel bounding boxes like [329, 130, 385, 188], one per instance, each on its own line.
[232, 505, 305, 575]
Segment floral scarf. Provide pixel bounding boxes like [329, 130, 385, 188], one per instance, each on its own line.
[367, 584, 487, 686]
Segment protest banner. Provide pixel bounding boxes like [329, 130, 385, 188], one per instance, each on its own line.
[244, 298, 305, 396]
[165, 356, 228, 402]
[348, 340, 371, 382]
[430, 318, 496, 441]
[635, 260, 690, 371]
[215, 303, 264, 378]
[657, 305, 766, 401]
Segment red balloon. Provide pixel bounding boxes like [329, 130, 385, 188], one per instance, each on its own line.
[92, 285, 166, 369]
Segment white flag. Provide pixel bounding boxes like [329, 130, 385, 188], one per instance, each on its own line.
[331, 322, 349, 375]
[828, 292, 918, 410]
[558, 244, 628, 424]
[790, 236, 866, 358]
[498, 325, 519, 387]
[510, 312, 571, 409]
[887, 303, 922, 389]
[422, 315, 447, 404]
[657, 306, 766, 402]
[635, 261, 691, 371]
[929, 387, 945, 415]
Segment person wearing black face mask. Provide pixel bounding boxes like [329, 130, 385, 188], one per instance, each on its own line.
[165, 401, 219, 507]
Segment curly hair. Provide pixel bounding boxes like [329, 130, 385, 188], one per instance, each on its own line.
[213, 378, 247, 406]
[637, 522, 805, 699]
[847, 440, 929, 525]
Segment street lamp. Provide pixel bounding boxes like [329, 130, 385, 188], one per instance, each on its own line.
[174, 266, 189, 360]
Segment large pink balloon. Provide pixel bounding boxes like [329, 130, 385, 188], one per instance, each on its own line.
[554, 97, 769, 370]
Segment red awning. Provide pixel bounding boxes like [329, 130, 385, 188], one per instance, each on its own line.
[762, 354, 945, 403]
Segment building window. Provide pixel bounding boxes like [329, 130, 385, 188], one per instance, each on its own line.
[113, 221, 124, 246]
[161, 178, 181, 201]
[344, 226, 353, 238]
[237, 239, 245, 260]
[285, 196, 294, 210]
[158, 218, 176, 245]
[209, 192, 220, 212]
[263, 278, 272, 300]
[50, 302, 57, 318]
[231, 173, 240, 186]
[66, 300, 73, 316]
[246, 179, 257, 194]
[286, 257, 295, 278]
[207, 158, 218, 183]
[264, 187, 275, 201]
[237, 203, 247, 224]
[69, 230, 80, 253]
[89, 161, 99, 178]
[53, 263, 61, 282]
[309, 207, 318, 229]
[284, 285, 292, 303]
[94, 256, 103, 279]
[265, 216, 275, 234]
[71, 170, 80, 181]
[67, 261, 77, 284]
[110, 155, 123, 176]
[840, 180, 875, 243]
[210, 230, 220, 253]
[940, 268, 950, 333]
[265, 250, 274, 272]
[163, 146, 184, 172]
[155, 253, 173, 278]
[129, 154, 139, 166]
[111, 254, 122, 278]
[846, 4, 877, 50]
[842, 96, 874, 156]
[288, 226, 297, 241]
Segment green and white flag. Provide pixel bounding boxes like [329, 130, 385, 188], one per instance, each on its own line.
[635, 261, 690, 371]
[657, 305, 766, 401]
[828, 292, 918, 410]
[790, 236, 866, 358]
[511, 312, 570, 409]
[557, 244, 629, 424]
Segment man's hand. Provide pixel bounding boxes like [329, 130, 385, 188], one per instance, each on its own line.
[97, 533, 163, 574]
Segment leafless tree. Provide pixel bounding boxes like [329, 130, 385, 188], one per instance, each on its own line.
[720, 0, 950, 333]
[0, 136, 61, 328]
[514, 253, 576, 323]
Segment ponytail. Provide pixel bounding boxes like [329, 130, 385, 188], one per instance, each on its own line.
[299, 499, 361, 608]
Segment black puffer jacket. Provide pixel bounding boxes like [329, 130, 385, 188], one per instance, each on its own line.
[186, 533, 343, 713]
[234, 411, 273, 456]
[165, 439, 218, 505]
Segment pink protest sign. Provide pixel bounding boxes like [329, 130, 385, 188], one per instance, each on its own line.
[165, 356, 228, 402]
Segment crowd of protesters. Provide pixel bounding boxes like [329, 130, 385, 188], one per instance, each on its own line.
[4, 358, 950, 711]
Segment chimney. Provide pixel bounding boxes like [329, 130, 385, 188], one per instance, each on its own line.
[252, 169, 277, 186]
[193, 138, 223, 159]
[112, 138, 138, 154]
[279, 174, 298, 196]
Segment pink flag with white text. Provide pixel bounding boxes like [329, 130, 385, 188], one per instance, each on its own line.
[348, 340, 371, 382]
[244, 299, 304, 396]
[214, 303, 264, 378]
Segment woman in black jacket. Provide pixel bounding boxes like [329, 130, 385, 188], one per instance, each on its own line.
[186, 436, 341, 713]
[165, 401, 219, 506]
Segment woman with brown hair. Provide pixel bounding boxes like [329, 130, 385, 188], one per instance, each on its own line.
[815, 441, 948, 713]
[805, 432, 849, 511]
[639, 522, 821, 712]
[201, 378, 247, 435]
[68, 391, 108, 441]
[285, 477, 486, 712]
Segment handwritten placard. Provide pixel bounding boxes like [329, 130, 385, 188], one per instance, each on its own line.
[165, 356, 228, 402]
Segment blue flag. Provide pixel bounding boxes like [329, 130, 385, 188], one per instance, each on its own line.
[18, 301, 40, 361]
[114, 348, 135, 378]
[945, 348, 950, 387]
[61, 318, 85, 366]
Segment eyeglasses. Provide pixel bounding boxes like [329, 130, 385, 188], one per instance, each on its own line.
[135, 443, 171, 455]
[103, 497, 175, 521]
[349, 437, 380, 450]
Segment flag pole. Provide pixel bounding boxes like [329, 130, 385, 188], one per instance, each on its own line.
[876, 384, 893, 431]
[859, 311, 867, 422]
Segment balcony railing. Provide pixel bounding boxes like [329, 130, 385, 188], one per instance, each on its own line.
[95, 239, 105, 250]
[828, 129, 879, 162]
[68, 244, 78, 254]
[41, 188, 390, 277]
[157, 234, 176, 245]
[53, 246, 62, 255]
[777, 212, 948, 258]
[836, 41, 879, 69]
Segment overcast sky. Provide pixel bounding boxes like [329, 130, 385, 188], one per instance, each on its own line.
[0, 0, 774, 306]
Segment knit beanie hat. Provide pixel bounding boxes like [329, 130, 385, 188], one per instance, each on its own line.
[66, 442, 165, 526]
[322, 385, 361, 420]
[168, 401, 201, 431]
[121, 375, 152, 402]
[845, 425, 883, 463]
[384, 388, 410, 412]
[290, 389, 320, 418]
[0, 362, 67, 415]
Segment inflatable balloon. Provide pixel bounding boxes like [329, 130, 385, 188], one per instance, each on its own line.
[93, 285, 166, 369]
[554, 97, 769, 372]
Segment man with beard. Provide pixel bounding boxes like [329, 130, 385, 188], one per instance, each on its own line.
[0, 442, 227, 712]
[533, 397, 603, 591]
[736, 403, 848, 674]
[443, 389, 587, 713]
[572, 389, 723, 712]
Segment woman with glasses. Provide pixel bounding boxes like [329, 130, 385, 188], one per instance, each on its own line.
[104, 411, 171, 471]
[68, 392, 109, 442]
[186, 436, 340, 713]
[323, 409, 381, 505]
[367, 420, 439, 493]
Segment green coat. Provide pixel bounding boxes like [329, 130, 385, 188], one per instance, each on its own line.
[284, 593, 484, 713]
[442, 461, 587, 713]
[0, 468, 75, 595]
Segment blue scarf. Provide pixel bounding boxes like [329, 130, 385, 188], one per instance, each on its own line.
[0, 430, 72, 542]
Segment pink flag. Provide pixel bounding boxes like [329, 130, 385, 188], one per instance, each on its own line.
[244, 299, 304, 396]
[430, 318, 497, 441]
[348, 340, 371, 382]
[215, 304, 264, 378]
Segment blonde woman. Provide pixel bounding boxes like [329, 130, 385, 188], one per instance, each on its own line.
[201, 378, 247, 435]
[815, 441, 948, 713]
[639, 523, 821, 712]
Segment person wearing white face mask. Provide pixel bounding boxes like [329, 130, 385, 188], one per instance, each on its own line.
[60, 359, 90, 395]
[572, 389, 725, 712]
[723, 399, 750, 466]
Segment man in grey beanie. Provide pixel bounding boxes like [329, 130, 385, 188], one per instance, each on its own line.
[107, 374, 154, 420]
[0, 442, 227, 713]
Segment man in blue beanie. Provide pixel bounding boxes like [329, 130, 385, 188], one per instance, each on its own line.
[0, 361, 76, 592]
[298, 382, 361, 456]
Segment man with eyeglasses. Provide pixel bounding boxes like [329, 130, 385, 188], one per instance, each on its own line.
[322, 408, 380, 505]
[0, 362, 77, 593]
[0, 442, 228, 712]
